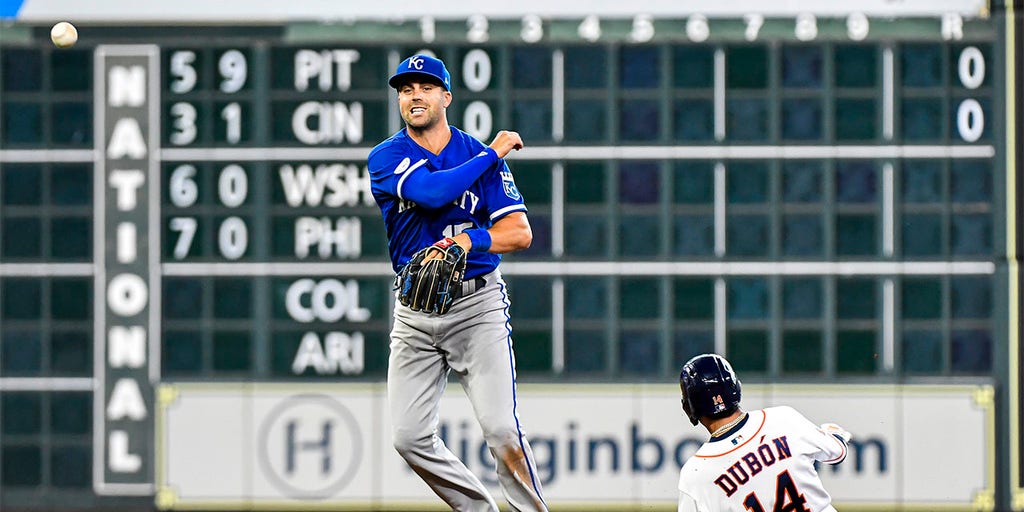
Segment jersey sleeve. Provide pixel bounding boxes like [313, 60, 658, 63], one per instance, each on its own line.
[481, 159, 528, 222]
[781, 406, 848, 465]
[677, 466, 702, 512]
[366, 141, 409, 200]
[367, 140, 500, 209]
[678, 491, 700, 512]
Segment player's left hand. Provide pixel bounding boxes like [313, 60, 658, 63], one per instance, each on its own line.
[395, 237, 467, 315]
[820, 422, 852, 443]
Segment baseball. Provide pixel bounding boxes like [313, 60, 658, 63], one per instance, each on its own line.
[50, 21, 78, 48]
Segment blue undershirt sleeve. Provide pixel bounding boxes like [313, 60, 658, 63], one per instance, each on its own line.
[398, 147, 499, 209]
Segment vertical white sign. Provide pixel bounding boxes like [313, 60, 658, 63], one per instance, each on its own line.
[94, 45, 160, 495]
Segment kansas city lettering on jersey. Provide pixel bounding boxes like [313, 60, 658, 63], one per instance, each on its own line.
[713, 436, 792, 497]
[397, 198, 417, 212]
[396, 191, 480, 214]
[454, 190, 480, 214]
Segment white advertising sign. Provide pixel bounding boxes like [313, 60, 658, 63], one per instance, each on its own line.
[156, 383, 994, 511]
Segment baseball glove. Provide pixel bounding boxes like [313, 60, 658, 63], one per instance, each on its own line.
[395, 237, 467, 315]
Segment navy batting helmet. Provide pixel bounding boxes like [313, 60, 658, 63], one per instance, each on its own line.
[679, 354, 742, 426]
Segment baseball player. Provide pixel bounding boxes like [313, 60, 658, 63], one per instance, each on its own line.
[677, 354, 851, 512]
[367, 54, 549, 512]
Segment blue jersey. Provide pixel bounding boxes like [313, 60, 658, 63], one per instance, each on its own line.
[367, 126, 527, 278]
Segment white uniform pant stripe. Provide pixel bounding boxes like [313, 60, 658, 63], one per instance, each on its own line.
[499, 279, 548, 508]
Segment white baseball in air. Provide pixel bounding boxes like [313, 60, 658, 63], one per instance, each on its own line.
[50, 21, 78, 48]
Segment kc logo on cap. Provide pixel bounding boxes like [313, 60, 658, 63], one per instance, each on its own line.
[389, 54, 451, 91]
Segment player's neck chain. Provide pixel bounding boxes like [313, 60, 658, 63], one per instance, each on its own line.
[711, 412, 748, 438]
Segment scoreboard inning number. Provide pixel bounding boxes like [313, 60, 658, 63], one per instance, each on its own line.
[404, 12, 972, 44]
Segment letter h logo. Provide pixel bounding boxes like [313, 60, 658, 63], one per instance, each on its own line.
[285, 420, 333, 475]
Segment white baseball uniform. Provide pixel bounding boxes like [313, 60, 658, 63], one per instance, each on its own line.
[678, 406, 848, 512]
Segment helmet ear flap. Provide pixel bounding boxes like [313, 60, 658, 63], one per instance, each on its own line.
[681, 396, 699, 426]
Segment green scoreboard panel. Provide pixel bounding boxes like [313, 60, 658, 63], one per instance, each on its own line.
[0, 4, 1020, 510]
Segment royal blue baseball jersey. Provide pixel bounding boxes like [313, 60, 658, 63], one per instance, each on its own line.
[367, 126, 527, 278]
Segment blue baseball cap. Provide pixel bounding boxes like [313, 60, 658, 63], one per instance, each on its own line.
[388, 54, 451, 91]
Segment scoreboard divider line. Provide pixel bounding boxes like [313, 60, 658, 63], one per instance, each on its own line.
[0, 263, 94, 275]
[0, 149, 97, 162]
[883, 46, 895, 140]
[158, 144, 998, 161]
[1005, 1, 1024, 509]
[714, 48, 726, 141]
[148, 42, 163, 385]
[0, 261, 993, 277]
[155, 260, 996, 277]
[160, 262, 394, 276]
[0, 377, 94, 391]
[92, 44, 110, 498]
[0, 145, 996, 163]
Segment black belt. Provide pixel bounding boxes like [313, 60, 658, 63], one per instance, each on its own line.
[451, 276, 487, 300]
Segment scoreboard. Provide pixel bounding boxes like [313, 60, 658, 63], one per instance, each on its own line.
[0, 0, 1021, 510]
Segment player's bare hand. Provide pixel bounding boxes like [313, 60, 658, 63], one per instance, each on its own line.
[489, 130, 524, 158]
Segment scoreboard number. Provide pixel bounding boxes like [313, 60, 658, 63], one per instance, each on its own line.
[521, 14, 543, 43]
[221, 102, 242, 144]
[847, 12, 870, 41]
[419, 16, 436, 43]
[169, 50, 197, 93]
[218, 49, 248, 93]
[168, 217, 197, 259]
[957, 98, 984, 142]
[630, 14, 655, 43]
[957, 46, 987, 142]
[168, 164, 198, 207]
[687, 14, 710, 43]
[167, 162, 198, 260]
[169, 102, 197, 145]
[467, 14, 489, 43]
[167, 163, 251, 259]
[218, 216, 248, 260]
[959, 46, 985, 88]
[167, 49, 250, 146]
[218, 164, 248, 208]
[744, 14, 764, 41]
[795, 13, 818, 41]
[578, 14, 601, 42]
[462, 49, 492, 92]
